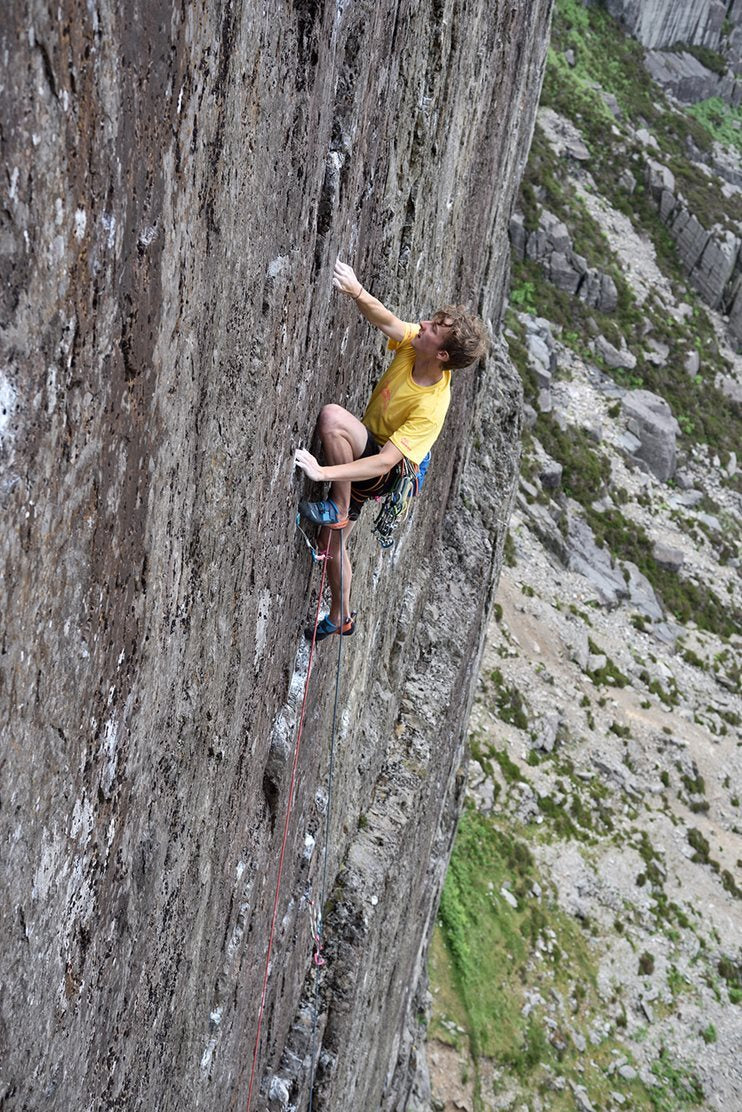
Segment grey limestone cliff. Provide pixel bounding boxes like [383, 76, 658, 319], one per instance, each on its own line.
[0, 2, 551, 1109]
[601, 0, 729, 51]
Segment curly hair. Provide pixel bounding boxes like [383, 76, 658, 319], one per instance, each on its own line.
[433, 306, 489, 370]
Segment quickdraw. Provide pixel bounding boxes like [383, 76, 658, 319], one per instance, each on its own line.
[307, 900, 326, 968]
[372, 459, 420, 549]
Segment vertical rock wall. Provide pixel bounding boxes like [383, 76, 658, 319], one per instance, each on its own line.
[601, 0, 728, 50]
[1, 2, 551, 1109]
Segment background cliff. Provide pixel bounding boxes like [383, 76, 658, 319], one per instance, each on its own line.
[426, 2, 741, 1109]
[0, 2, 553, 1109]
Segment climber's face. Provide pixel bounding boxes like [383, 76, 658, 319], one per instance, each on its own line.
[413, 314, 453, 362]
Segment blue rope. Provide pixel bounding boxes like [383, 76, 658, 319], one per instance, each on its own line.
[308, 526, 345, 1111]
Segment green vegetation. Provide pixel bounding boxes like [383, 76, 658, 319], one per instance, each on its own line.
[587, 638, 630, 687]
[488, 669, 530, 729]
[432, 808, 666, 1108]
[666, 42, 728, 78]
[718, 956, 742, 1004]
[584, 506, 736, 638]
[544, 1, 741, 228]
[535, 414, 610, 504]
[688, 97, 742, 153]
[649, 1049, 704, 1108]
[491, 744, 524, 783]
[509, 1, 741, 467]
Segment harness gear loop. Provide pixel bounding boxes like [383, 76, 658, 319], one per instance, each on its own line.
[372, 458, 420, 549]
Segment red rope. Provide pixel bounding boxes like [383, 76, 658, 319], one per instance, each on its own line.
[244, 550, 329, 1112]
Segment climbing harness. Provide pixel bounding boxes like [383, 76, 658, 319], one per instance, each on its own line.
[243, 523, 346, 1112]
[372, 457, 421, 549]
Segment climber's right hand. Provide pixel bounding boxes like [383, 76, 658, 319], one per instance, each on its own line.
[333, 258, 362, 300]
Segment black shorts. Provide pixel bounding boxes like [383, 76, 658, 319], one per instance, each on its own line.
[349, 431, 403, 520]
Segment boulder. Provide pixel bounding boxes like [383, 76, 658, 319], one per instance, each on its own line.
[579, 270, 618, 312]
[563, 625, 590, 670]
[659, 188, 676, 222]
[533, 710, 561, 753]
[509, 212, 526, 260]
[645, 158, 675, 200]
[537, 387, 552, 412]
[636, 127, 659, 150]
[525, 226, 549, 261]
[615, 429, 643, 460]
[621, 389, 678, 481]
[652, 541, 685, 571]
[566, 513, 631, 606]
[519, 499, 569, 564]
[625, 560, 664, 619]
[541, 211, 571, 252]
[618, 169, 636, 193]
[643, 48, 741, 106]
[565, 137, 591, 161]
[549, 250, 582, 293]
[515, 209, 620, 313]
[596, 334, 637, 369]
[601, 91, 622, 118]
[644, 338, 670, 365]
[538, 456, 563, 490]
[668, 207, 709, 271]
[691, 229, 741, 308]
[684, 350, 700, 376]
[526, 333, 554, 385]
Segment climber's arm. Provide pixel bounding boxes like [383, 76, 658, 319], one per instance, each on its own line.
[295, 440, 404, 483]
[333, 258, 406, 343]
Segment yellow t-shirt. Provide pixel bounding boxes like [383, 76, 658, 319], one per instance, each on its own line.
[362, 322, 451, 466]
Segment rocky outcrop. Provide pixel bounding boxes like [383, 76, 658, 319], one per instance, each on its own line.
[645, 158, 742, 347]
[621, 389, 679, 481]
[599, 0, 727, 51]
[0, 2, 551, 1111]
[644, 50, 742, 106]
[510, 209, 619, 312]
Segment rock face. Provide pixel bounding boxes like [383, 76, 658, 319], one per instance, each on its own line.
[644, 49, 742, 105]
[510, 209, 619, 312]
[622, 390, 679, 481]
[600, 0, 727, 51]
[644, 157, 742, 348]
[0, 2, 550, 1111]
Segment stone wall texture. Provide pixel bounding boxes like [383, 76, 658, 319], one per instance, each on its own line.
[601, 0, 728, 51]
[0, 2, 552, 1109]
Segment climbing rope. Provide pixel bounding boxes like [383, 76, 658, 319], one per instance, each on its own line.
[244, 544, 330, 1112]
[243, 524, 348, 1112]
[307, 526, 345, 1111]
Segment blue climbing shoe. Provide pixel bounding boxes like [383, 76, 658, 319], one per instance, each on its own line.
[298, 498, 349, 529]
[305, 614, 355, 642]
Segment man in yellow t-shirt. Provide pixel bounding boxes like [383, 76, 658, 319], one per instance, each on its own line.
[294, 258, 487, 641]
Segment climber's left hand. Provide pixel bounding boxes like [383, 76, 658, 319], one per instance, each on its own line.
[294, 448, 326, 482]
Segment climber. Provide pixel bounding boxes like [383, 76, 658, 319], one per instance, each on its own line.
[294, 257, 488, 642]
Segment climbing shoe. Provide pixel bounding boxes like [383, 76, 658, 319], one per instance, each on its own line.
[298, 498, 349, 530]
[305, 614, 355, 642]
